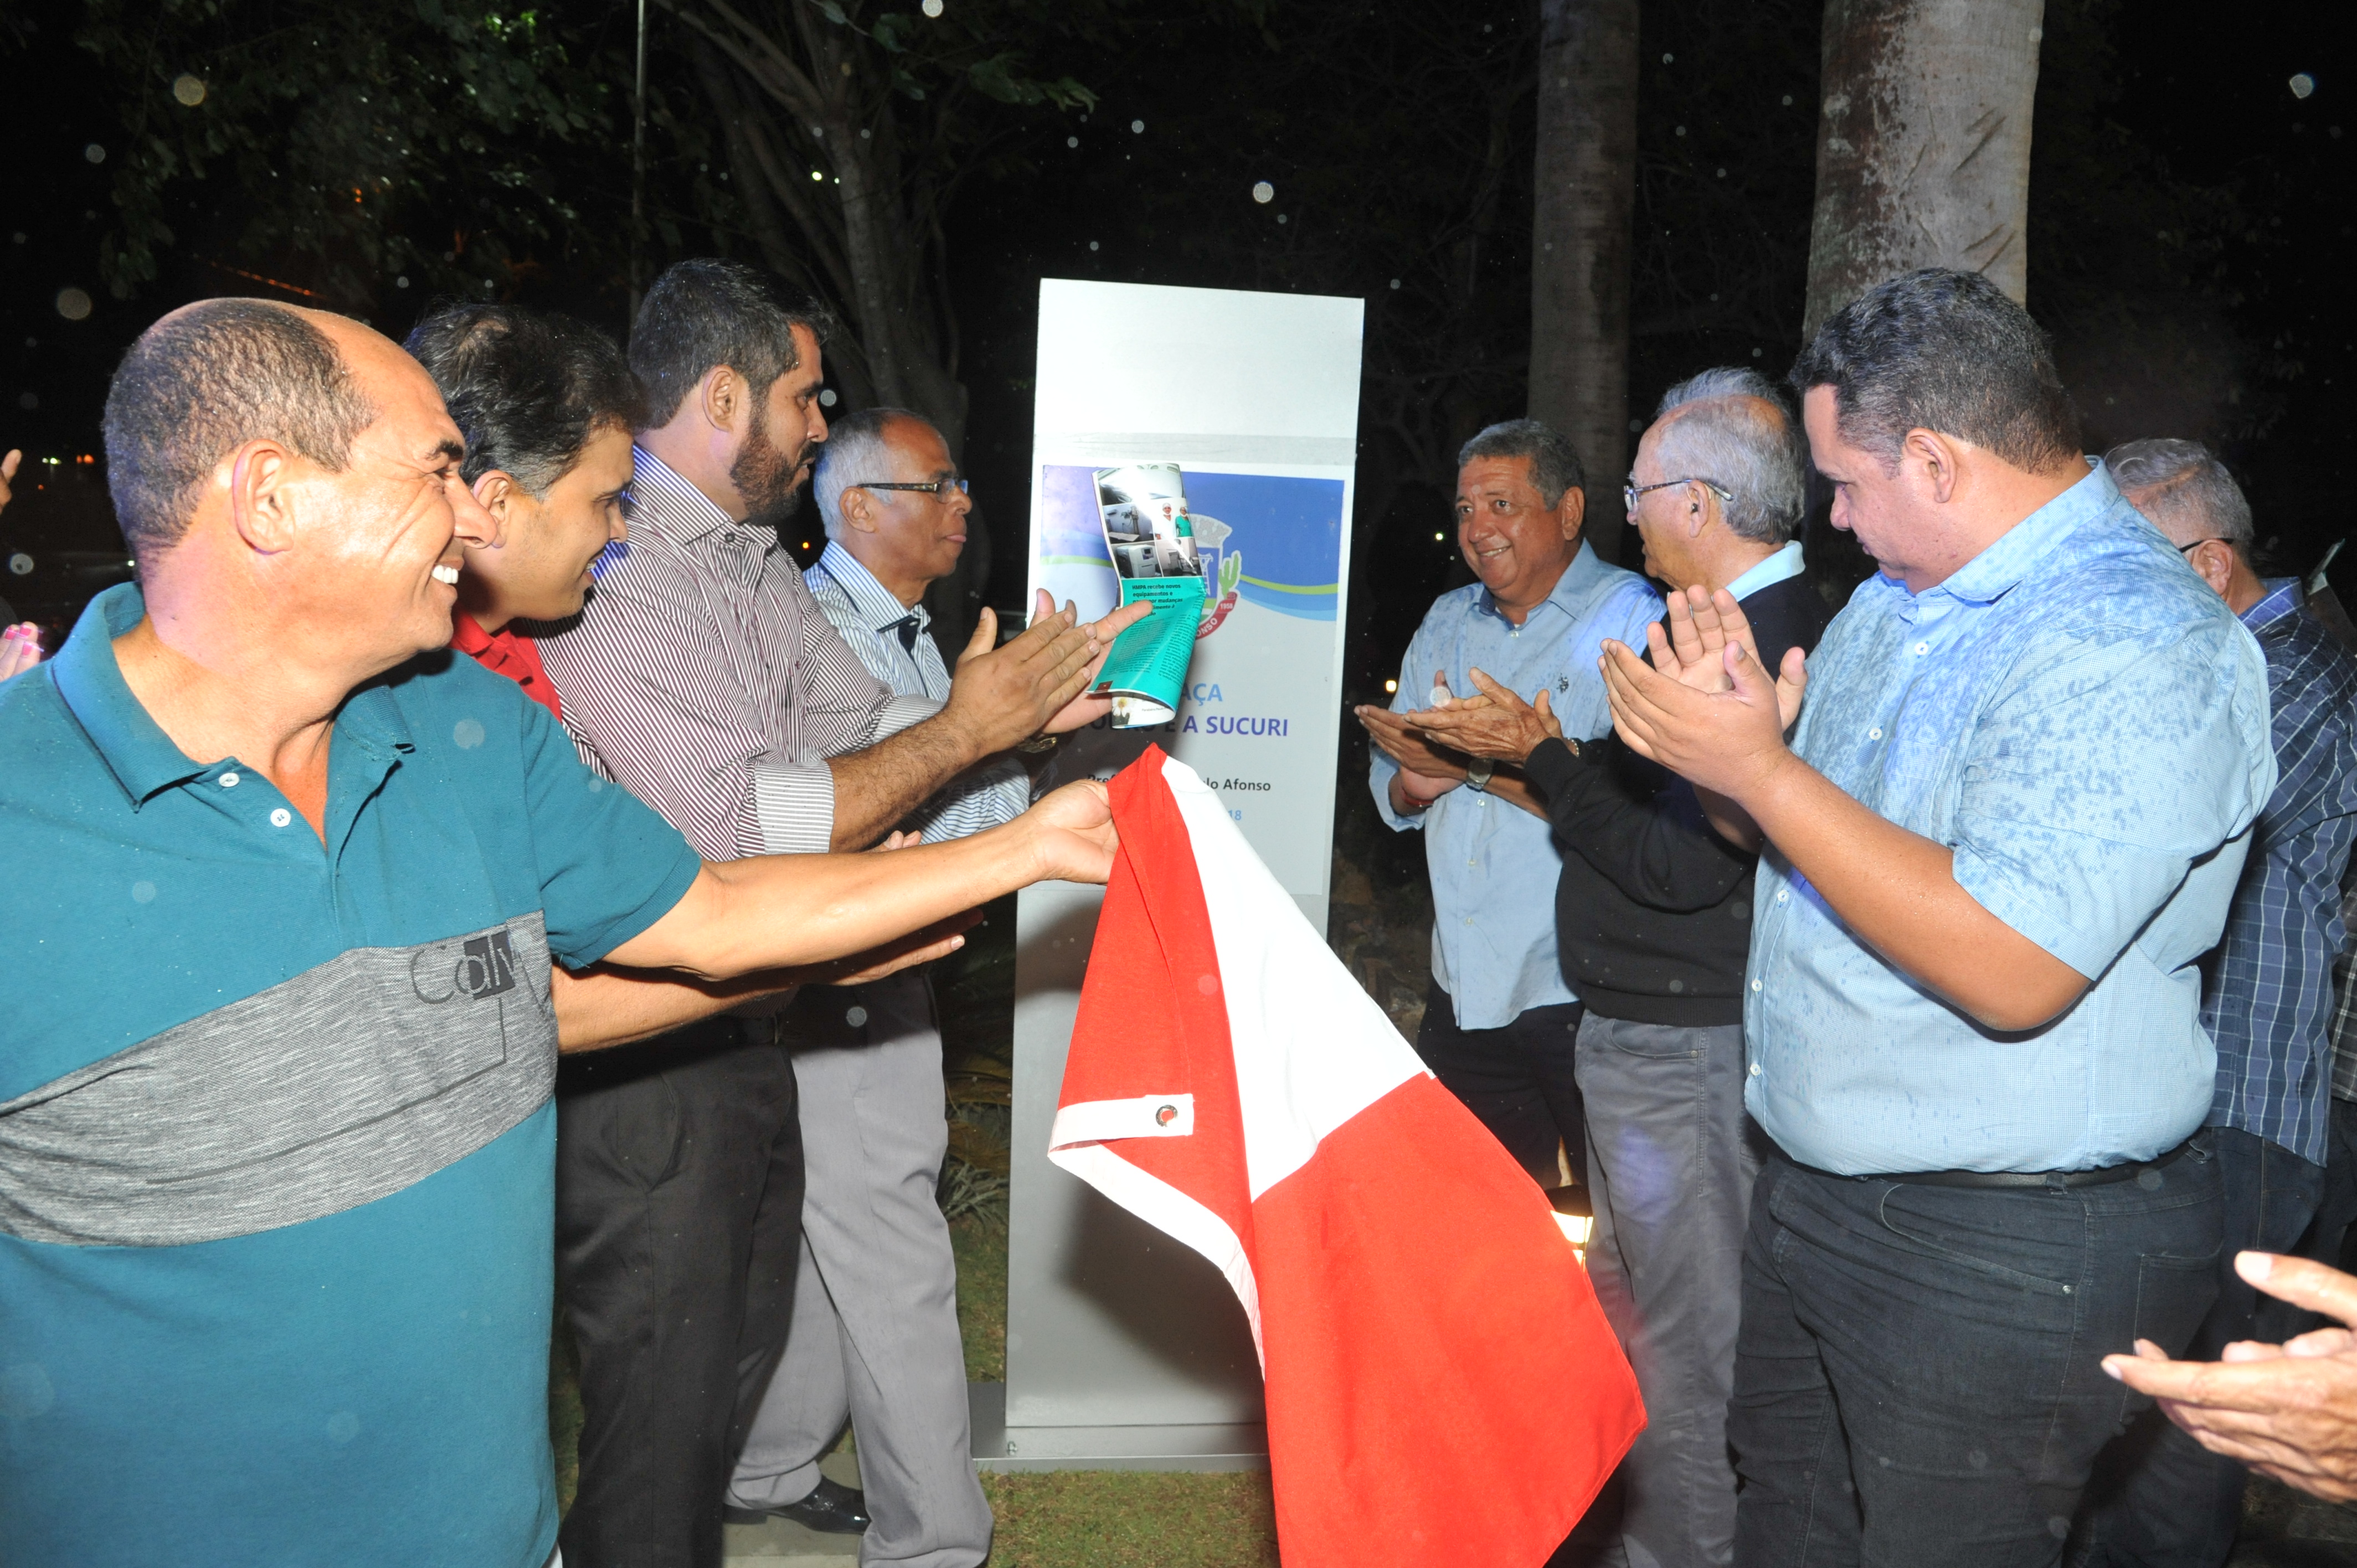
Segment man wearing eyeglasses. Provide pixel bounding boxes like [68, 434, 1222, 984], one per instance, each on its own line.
[718, 408, 1028, 1566]
[2073, 440, 2357, 1567]
[534, 262, 1143, 1567]
[1413, 368, 1829, 1568]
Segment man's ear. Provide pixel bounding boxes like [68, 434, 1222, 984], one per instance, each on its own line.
[838, 484, 880, 537]
[470, 470, 519, 550]
[1905, 427, 1963, 505]
[224, 439, 300, 556]
[699, 367, 742, 436]
[1558, 483, 1587, 542]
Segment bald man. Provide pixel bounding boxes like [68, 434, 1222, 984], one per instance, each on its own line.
[0, 298, 1116, 1567]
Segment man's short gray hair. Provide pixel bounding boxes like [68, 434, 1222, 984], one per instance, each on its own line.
[2104, 438, 2253, 550]
[814, 406, 928, 538]
[1458, 418, 1586, 508]
[1650, 368, 1809, 545]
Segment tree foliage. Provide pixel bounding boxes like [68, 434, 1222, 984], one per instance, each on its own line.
[78, 0, 629, 308]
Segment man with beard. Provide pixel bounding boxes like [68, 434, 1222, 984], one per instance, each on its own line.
[536, 261, 1141, 1568]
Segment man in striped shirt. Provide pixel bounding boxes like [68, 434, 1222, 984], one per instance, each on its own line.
[536, 261, 1139, 1567]
[723, 408, 1028, 1565]
[2081, 440, 2357, 1565]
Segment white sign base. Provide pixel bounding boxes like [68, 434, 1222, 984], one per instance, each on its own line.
[1002, 278, 1364, 1466]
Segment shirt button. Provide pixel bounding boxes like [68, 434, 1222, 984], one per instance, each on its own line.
[1464, 916, 1475, 926]
[1914, 642, 1929, 656]
[218, 771, 240, 788]
[1868, 726, 1884, 740]
[270, 808, 293, 828]
[1776, 889, 1789, 903]
[1749, 1063, 1762, 1077]
[1468, 859, 1478, 869]
[1751, 978, 1763, 992]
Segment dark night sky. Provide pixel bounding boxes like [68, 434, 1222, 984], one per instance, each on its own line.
[1, 0, 2348, 667]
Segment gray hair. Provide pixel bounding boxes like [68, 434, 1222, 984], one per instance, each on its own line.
[1458, 418, 1586, 508]
[1650, 368, 1809, 544]
[104, 299, 377, 559]
[2104, 438, 2253, 550]
[815, 406, 929, 539]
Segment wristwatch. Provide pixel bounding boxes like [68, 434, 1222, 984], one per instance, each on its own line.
[1464, 757, 1495, 793]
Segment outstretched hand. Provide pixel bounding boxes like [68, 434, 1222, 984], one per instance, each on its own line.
[1042, 587, 1154, 734]
[0, 449, 19, 517]
[1407, 668, 1563, 764]
[2106, 1253, 2357, 1503]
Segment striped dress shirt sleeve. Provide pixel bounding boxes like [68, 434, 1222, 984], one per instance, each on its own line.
[805, 542, 1032, 844]
[536, 451, 932, 861]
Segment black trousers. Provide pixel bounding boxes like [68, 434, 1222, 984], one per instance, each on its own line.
[555, 1019, 805, 1568]
[1412, 979, 1586, 1186]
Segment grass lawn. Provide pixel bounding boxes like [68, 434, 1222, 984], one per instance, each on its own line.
[980, 1471, 1278, 1567]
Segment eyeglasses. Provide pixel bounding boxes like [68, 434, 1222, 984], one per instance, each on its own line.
[1624, 477, 1735, 514]
[2176, 538, 2226, 555]
[853, 477, 969, 504]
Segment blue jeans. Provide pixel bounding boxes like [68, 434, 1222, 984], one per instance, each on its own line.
[2071, 1126, 2324, 1567]
[1727, 1140, 2223, 1568]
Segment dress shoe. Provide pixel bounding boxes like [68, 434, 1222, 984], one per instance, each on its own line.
[723, 1474, 871, 1534]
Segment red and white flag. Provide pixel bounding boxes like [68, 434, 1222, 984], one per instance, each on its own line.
[1051, 748, 1643, 1566]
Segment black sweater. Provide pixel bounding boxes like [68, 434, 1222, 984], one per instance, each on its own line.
[1522, 571, 1834, 1027]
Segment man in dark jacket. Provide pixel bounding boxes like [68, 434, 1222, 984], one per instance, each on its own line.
[1415, 367, 1829, 1568]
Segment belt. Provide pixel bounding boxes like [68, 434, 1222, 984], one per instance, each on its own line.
[1799, 1136, 2200, 1191]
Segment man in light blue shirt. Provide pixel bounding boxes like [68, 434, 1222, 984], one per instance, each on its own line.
[1355, 419, 1660, 1185]
[1598, 270, 2274, 1566]
[726, 409, 1029, 1565]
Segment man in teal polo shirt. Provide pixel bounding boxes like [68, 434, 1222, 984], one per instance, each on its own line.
[0, 298, 1116, 1566]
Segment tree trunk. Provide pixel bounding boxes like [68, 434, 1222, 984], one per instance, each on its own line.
[1803, 0, 2046, 336]
[1528, 0, 1639, 567]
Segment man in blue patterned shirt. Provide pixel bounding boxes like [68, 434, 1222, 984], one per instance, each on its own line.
[2074, 440, 2357, 1566]
[1599, 271, 2274, 1567]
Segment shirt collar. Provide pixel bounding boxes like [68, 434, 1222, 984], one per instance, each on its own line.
[1927, 463, 2120, 608]
[1482, 539, 1607, 624]
[49, 582, 413, 811]
[2240, 577, 2303, 634]
[629, 446, 740, 546]
[1723, 540, 1807, 603]
[51, 584, 211, 809]
[815, 540, 928, 635]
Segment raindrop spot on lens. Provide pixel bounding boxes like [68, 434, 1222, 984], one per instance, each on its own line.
[1252, 181, 1274, 204]
[922, 0, 943, 15]
[0, 1364, 55, 1419]
[819, 388, 837, 407]
[327, 1411, 361, 1444]
[453, 719, 486, 750]
[172, 75, 207, 106]
[55, 288, 92, 322]
[83, 143, 106, 164]
[132, 881, 157, 904]
[1130, 120, 1144, 133]
[2291, 73, 2317, 99]
[846, 1006, 869, 1028]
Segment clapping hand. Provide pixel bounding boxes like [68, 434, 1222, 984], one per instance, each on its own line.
[1600, 587, 1807, 800]
[0, 449, 19, 516]
[1408, 668, 1563, 765]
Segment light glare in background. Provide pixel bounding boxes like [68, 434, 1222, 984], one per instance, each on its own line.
[2290, 73, 2317, 99]
[55, 288, 92, 321]
[1252, 180, 1274, 204]
[172, 74, 207, 106]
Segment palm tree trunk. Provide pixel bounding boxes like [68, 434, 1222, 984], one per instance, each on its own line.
[1803, 0, 2047, 336]
[1527, 0, 1639, 566]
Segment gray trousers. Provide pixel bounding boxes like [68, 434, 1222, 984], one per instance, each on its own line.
[728, 976, 992, 1568]
[1576, 1015, 1763, 1568]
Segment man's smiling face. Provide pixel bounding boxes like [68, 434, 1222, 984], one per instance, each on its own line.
[1453, 453, 1583, 612]
[292, 313, 496, 670]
